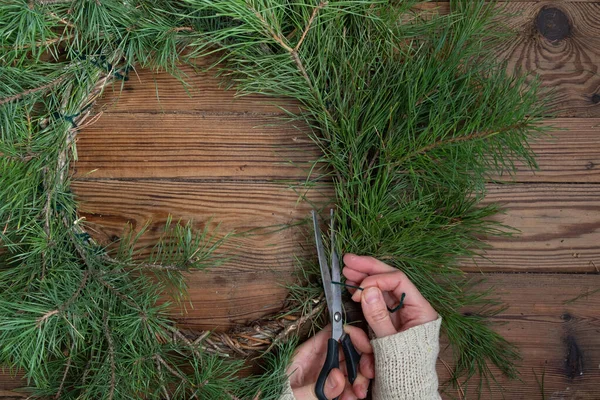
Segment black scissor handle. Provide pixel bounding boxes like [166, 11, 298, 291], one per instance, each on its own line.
[316, 338, 340, 400]
[340, 333, 360, 384]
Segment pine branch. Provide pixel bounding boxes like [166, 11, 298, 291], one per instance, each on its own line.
[36, 270, 90, 327]
[55, 341, 76, 400]
[264, 296, 325, 354]
[397, 121, 530, 166]
[0, 77, 65, 106]
[295, 2, 328, 52]
[102, 312, 116, 400]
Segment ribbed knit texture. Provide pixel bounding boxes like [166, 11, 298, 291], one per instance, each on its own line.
[278, 316, 442, 400]
[279, 378, 296, 400]
[371, 317, 442, 400]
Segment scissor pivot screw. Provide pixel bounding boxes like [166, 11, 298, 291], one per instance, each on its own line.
[334, 312, 341, 322]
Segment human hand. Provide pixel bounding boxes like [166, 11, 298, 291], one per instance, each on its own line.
[342, 254, 438, 338]
[287, 324, 375, 400]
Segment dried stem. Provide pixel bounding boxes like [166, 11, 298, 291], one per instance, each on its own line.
[103, 312, 116, 400]
[154, 354, 185, 381]
[295, 2, 328, 51]
[397, 122, 528, 166]
[55, 341, 76, 399]
[36, 309, 59, 327]
[264, 296, 325, 354]
[36, 270, 89, 326]
[155, 357, 171, 400]
[439, 357, 465, 400]
[0, 77, 65, 106]
[166, 325, 203, 359]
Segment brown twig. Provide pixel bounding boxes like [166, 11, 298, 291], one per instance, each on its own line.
[154, 354, 186, 381]
[36, 309, 59, 327]
[248, 5, 293, 53]
[36, 270, 89, 327]
[166, 325, 204, 359]
[397, 122, 528, 166]
[15, 34, 74, 50]
[55, 341, 76, 399]
[264, 296, 325, 354]
[439, 357, 464, 400]
[170, 26, 194, 33]
[0, 77, 66, 106]
[295, 2, 328, 51]
[155, 356, 171, 400]
[103, 312, 116, 400]
[95, 274, 140, 310]
[102, 254, 185, 271]
[46, 11, 76, 28]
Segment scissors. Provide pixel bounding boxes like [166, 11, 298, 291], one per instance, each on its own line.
[312, 209, 361, 400]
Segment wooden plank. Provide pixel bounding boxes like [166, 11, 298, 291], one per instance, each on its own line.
[71, 179, 332, 329]
[75, 115, 600, 183]
[72, 113, 320, 180]
[498, 2, 600, 117]
[438, 273, 600, 400]
[0, 371, 24, 394]
[97, 62, 298, 115]
[407, 2, 600, 117]
[92, 2, 600, 119]
[461, 184, 600, 272]
[507, 119, 600, 183]
[71, 179, 598, 331]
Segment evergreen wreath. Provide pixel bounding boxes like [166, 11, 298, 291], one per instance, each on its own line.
[0, 0, 546, 398]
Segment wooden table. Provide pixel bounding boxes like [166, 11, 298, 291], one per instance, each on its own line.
[2, 1, 599, 399]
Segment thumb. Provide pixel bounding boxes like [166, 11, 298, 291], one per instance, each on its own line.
[361, 287, 397, 338]
[290, 368, 345, 400]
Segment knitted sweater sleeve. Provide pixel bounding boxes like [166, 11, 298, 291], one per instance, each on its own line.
[278, 316, 442, 400]
[370, 316, 442, 400]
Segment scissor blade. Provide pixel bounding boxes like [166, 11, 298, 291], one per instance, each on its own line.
[329, 209, 343, 341]
[312, 210, 335, 323]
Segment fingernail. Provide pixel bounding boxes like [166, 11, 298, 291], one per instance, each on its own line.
[365, 287, 380, 304]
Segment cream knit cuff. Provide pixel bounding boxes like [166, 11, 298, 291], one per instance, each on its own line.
[370, 316, 442, 400]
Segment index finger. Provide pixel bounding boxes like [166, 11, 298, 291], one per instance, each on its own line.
[343, 254, 396, 277]
[350, 272, 426, 306]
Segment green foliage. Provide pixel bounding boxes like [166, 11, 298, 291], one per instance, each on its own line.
[0, 0, 545, 398]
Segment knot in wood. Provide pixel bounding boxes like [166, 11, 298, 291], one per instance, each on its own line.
[535, 7, 571, 42]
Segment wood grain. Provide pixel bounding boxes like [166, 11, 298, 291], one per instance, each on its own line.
[71, 178, 599, 331]
[71, 179, 332, 329]
[90, 2, 600, 119]
[462, 183, 600, 272]
[96, 62, 298, 115]
[72, 113, 320, 180]
[438, 273, 600, 400]
[508, 118, 600, 183]
[497, 2, 600, 117]
[75, 114, 600, 183]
